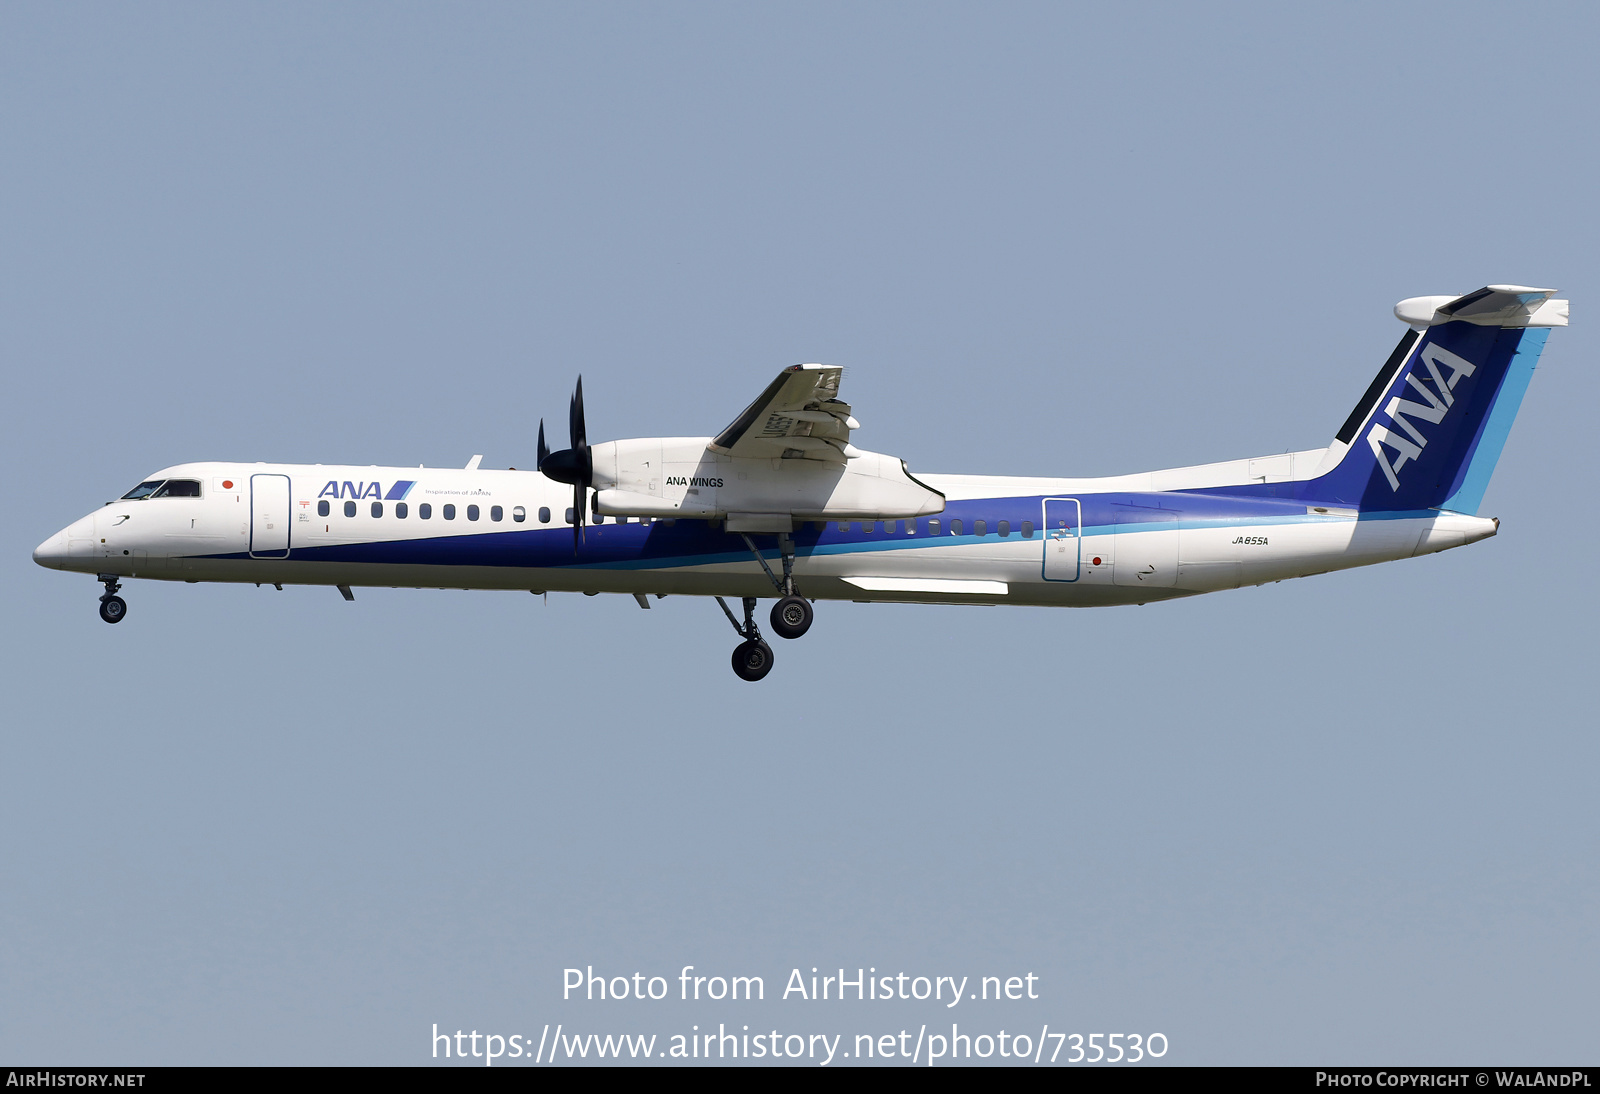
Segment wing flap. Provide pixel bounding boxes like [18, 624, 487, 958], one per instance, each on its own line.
[709, 364, 855, 460]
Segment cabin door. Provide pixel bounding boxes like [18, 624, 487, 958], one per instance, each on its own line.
[1042, 497, 1082, 581]
[250, 474, 291, 558]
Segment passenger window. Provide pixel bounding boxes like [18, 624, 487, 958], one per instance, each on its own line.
[565, 507, 575, 524]
[928, 519, 939, 535]
[906, 520, 916, 535]
[420, 503, 432, 519]
[317, 500, 330, 517]
[838, 523, 850, 532]
[975, 519, 987, 537]
[593, 513, 604, 524]
[863, 522, 874, 534]
[950, 518, 963, 535]
[512, 506, 525, 523]
[1021, 520, 1034, 538]
[371, 502, 383, 518]
[539, 507, 550, 523]
[444, 504, 456, 520]
[998, 520, 1010, 537]
[396, 502, 408, 519]
[344, 500, 357, 518]
[151, 479, 201, 498]
[121, 480, 165, 500]
[884, 520, 898, 534]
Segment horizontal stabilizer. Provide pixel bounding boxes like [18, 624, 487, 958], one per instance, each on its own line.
[1395, 286, 1568, 329]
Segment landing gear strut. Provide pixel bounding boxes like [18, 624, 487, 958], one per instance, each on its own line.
[97, 573, 126, 624]
[717, 596, 774, 682]
[716, 531, 820, 679]
[738, 532, 815, 641]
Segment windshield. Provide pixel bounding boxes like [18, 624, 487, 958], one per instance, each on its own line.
[119, 479, 201, 499]
[121, 481, 164, 500]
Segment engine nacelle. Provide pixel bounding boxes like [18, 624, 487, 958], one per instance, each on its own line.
[588, 438, 944, 531]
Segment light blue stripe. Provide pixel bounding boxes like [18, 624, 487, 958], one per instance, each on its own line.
[1439, 327, 1547, 515]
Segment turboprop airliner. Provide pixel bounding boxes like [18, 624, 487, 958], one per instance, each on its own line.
[34, 285, 1567, 680]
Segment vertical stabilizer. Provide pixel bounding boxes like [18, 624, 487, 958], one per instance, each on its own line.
[1305, 287, 1566, 515]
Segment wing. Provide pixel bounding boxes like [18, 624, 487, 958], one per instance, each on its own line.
[708, 363, 860, 461]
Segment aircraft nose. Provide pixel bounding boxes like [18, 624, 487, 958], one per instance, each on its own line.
[33, 529, 69, 569]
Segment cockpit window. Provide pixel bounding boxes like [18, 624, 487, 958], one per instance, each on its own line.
[121, 481, 165, 500]
[122, 479, 202, 499]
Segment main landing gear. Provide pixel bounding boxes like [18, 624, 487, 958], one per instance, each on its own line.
[770, 594, 813, 639]
[97, 574, 126, 624]
[718, 596, 774, 682]
[716, 533, 818, 680]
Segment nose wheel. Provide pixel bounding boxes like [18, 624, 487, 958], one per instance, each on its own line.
[717, 596, 775, 681]
[97, 574, 126, 624]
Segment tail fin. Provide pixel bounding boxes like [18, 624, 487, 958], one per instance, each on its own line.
[1307, 286, 1567, 514]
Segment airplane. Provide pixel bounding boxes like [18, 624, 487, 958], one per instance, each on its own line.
[34, 285, 1567, 681]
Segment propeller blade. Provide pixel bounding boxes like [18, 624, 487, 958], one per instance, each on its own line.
[570, 375, 586, 452]
[539, 376, 593, 553]
[540, 377, 593, 488]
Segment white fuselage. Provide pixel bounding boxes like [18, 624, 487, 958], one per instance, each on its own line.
[33, 459, 1496, 608]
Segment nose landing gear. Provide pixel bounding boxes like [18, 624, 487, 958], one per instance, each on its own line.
[96, 574, 126, 624]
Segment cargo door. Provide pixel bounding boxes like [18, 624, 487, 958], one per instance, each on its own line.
[1112, 504, 1177, 588]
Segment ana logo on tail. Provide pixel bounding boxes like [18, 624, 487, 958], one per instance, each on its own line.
[1364, 343, 1477, 491]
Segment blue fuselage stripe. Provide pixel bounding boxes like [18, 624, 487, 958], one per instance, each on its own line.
[191, 490, 1435, 572]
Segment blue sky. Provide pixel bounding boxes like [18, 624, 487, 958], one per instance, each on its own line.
[3, 2, 1595, 1064]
